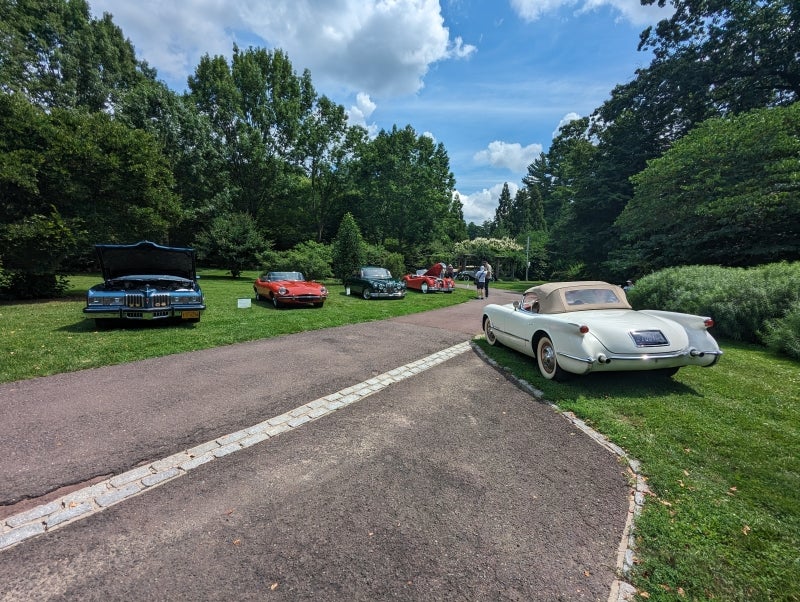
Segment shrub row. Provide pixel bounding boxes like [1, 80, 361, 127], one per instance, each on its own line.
[627, 262, 800, 360]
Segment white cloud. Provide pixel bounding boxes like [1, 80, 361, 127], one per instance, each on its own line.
[90, 0, 476, 97]
[509, 0, 671, 26]
[456, 181, 519, 225]
[473, 141, 543, 173]
[347, 92, 376, 125]
[346, 92, 380, 136]
[553, 111, 581, 137]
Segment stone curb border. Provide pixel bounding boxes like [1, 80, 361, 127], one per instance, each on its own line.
[0, 341, 472, 553]
[470, 340, 646, 602]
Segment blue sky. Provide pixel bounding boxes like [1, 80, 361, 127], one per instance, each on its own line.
[88, 0, 672, 225]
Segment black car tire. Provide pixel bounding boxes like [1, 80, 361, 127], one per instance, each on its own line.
[362, 287, 372, 300]
[272, 295, 282, 308]
[536, 335, 568, 381]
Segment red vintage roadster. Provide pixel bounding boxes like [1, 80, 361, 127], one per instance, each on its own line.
[253, 271, 328, 308]
[402, 262, 455, 293]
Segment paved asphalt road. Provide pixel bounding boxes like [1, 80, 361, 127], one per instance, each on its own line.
[0, 288, 631, 601]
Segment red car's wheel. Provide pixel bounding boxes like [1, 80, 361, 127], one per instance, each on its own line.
[421, 282, 429, 293]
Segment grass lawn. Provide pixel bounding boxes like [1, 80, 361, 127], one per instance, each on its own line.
[3, 272, 798, 600]
[0, 269, 473, 383]
[476, 338, 800, 601]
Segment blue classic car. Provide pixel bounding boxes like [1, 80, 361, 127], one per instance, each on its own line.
[345, 266, 406, 300]
[83, 241, 206, 326]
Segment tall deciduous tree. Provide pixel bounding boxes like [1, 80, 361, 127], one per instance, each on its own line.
[1, 92, 179, 263]
[639, 0, 800, 110]
[188, 46, 352, 247]
[615, 103, 800, 272]
[0, 0, 153, 110]
[115, 80, 228, 247]
[297, 95, 364, 243]
[349, 125, 457, 264]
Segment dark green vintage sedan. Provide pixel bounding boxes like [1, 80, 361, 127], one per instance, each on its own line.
[345, 266, 406, 300]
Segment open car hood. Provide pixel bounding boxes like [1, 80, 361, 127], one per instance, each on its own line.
[95, 241, 197, 281]
[424, 263, 445, 277]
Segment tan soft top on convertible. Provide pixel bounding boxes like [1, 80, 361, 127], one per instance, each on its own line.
[524, 281, 632, 314]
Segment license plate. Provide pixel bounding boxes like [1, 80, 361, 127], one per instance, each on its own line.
[181, 311, 200, 319]
[630, 330, 668, 346]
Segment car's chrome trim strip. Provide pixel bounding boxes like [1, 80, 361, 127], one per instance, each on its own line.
[558, 349, 723, 365]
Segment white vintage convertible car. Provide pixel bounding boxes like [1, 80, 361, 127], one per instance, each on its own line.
[482, 281, 722, 381]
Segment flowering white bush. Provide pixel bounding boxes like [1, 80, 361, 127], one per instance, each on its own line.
[453, 237, 523, 257]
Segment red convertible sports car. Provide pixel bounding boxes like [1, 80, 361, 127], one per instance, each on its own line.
[402, 262, 455, 293]
[253, 271, 328, 308]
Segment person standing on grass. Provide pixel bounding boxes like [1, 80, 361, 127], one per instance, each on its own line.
[475, 264, 486, 299]
[483, 260, 493, 298]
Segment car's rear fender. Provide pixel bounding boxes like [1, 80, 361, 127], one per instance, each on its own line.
[530, 318, 596, 374]
[639, 309, 721, 356]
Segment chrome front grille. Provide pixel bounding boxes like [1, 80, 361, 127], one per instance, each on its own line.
[125, 292, 171, 308]
[126, 293, 144, 308]
[153, 293, 170, 307]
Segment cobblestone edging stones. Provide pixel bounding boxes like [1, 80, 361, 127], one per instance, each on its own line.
[0, 341, 472, 553]
[470, 341, 648, 602]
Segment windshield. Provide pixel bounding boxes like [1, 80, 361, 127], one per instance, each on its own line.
[363, 268, 391, 278]
[267, 272, 305, 281]
[519, 291, 540, 313]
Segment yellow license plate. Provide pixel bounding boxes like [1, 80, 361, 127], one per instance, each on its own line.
[181, 311, 200, 319]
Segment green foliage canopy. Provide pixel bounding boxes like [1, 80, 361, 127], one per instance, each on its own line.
[617, 103, 800, 272]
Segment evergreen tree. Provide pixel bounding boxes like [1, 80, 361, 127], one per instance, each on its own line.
[492, 182, 513, 236]
[331, 212, 364, 283]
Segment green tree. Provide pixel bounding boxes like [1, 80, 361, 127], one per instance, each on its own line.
[639, 0, 799, 113]
[492, 182, 513, 236]
[115, 80, 228, 247]
[453, 237, 523, 280]
[615, 103, 800, 273]
[257, 240, 333, 281]
[194, 212, 266, 278]
[0, 0, 153, 111]
[523, 153, 558, 227]
[350, 125, 457, 263]
[0, 208, 78, 298]
[187, 46, 359, 248]
[1, 93, 179, 266]
[331, 212, 365, 283]
[297, 95, 362, 242]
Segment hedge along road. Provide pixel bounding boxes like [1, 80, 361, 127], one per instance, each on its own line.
[0, 289, 631, 601]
